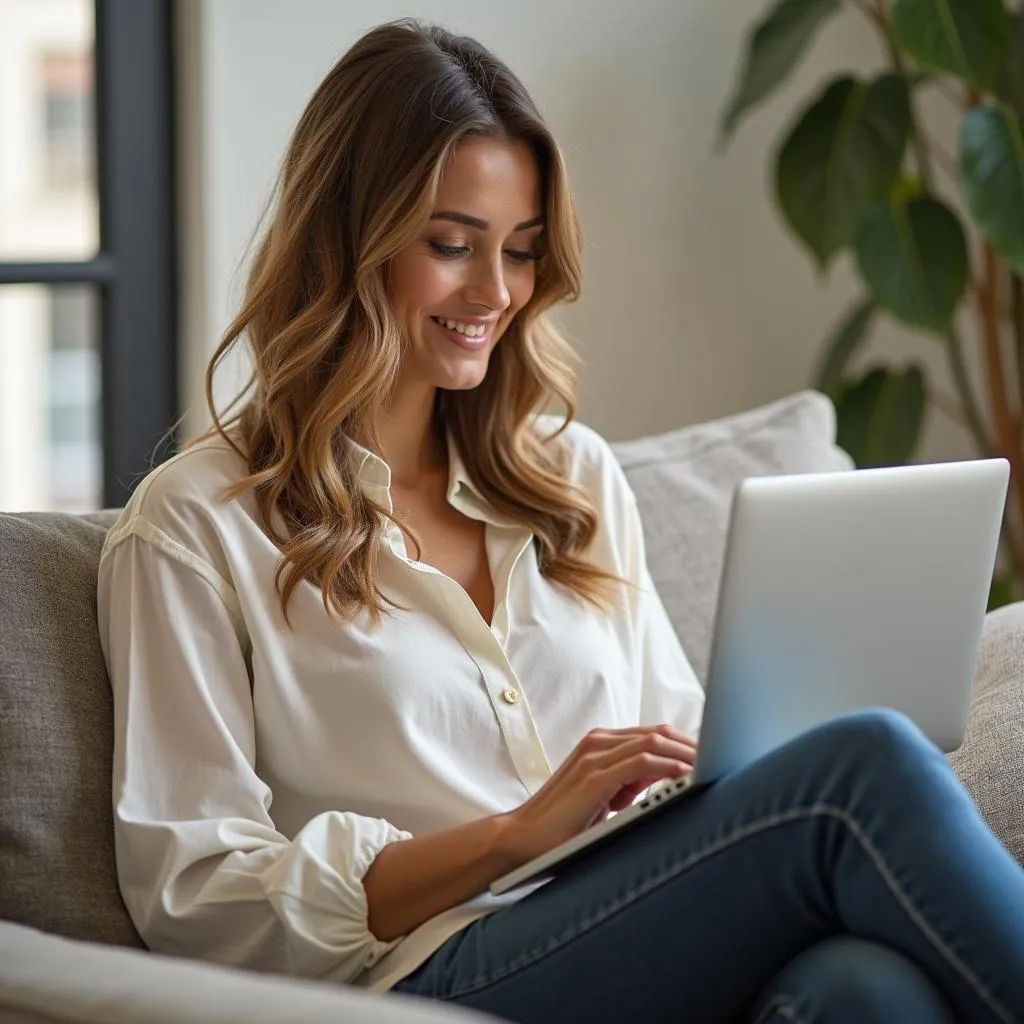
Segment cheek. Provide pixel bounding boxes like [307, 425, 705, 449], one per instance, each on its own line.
[390, 254, 458, 311]
[507, 265, 537, 314]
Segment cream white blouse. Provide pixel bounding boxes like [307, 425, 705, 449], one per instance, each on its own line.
[97, 417, 704, 992]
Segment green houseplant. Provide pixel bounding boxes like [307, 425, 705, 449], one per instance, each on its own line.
[722, 0, 1024, 606]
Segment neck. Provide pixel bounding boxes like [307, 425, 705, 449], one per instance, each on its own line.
[375, 381, 446, 490]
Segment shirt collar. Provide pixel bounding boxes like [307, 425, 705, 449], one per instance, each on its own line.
[345, 433, 521, 529]
[338, 440, 388, 519]
[443, 429, 482, 507]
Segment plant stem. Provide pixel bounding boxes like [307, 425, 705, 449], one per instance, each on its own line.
[979, 245, 1013, 450]
[977, 243, 1024, 580]
[846, 0, 884, 28]
[947, 324, 991, 454]
[1015, 286, 1024, 602]
[999, 514, 1024, 600]
[1013, 272, 1024, 437]
[943, 324, 1015, 590]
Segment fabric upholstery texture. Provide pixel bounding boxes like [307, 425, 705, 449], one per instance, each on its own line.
[0, 509, 140, 948]
[948, 601, 1024, 865]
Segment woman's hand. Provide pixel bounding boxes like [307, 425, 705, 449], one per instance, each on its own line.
[497, 725, 698, 866]
[365, 726, 696, 941]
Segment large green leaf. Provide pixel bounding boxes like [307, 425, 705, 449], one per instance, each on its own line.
[813, 300, 876, 398]
[855, 195, 969, 332]
[775, 75, 911, 267]
[834, 364, 927, 467]
[959, 106, 1024, 272]
[721, 0, 841, 139]
[995, 12, 1024, 108]
[892, 0, 1008, 89]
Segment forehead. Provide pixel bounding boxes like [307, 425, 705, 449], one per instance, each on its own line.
[435, 137, 542, 222]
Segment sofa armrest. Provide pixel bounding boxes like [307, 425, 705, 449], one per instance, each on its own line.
[0, 921, 498, 1024]
[948, 601, 1024, 866]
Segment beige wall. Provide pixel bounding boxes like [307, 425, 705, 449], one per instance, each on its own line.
[181, 0, 979, 460]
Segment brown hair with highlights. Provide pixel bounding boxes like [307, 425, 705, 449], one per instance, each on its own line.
[197, 19, 620, 624]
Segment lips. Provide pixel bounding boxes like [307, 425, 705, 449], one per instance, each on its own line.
[429, 316, 494, 351]
[431, 316, 489, 338]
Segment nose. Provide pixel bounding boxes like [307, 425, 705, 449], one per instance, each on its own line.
[464, 252, 511, 313]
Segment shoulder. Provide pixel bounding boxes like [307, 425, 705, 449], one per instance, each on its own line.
[125, 434, 251, 524]
[102, 434, 253, 563]
[534, 414, 635, 510]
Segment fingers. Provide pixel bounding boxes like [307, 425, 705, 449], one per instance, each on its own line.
[511, 724, 700, 861]
[575, 752, 689, 812]
[576, 731, 696, 774]
[602, 750, 691, 784]
[579, 723, 696, 748]
[570, 727, 696, 771]
[536, 724, 699, 816]
[606, 778, 657, 812]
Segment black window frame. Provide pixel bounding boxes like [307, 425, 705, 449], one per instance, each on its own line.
[0, 0, 177, 509]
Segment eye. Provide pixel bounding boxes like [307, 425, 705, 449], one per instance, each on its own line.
[429, 241, 469, 258]
[504, 249, 542, 264]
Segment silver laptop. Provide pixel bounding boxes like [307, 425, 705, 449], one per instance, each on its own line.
[490, 458, 1009, 896]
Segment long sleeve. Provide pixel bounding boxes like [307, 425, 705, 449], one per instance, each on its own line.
[97, 519, 411, 982]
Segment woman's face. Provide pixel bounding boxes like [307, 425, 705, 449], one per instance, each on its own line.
[388, 136, 544, 395]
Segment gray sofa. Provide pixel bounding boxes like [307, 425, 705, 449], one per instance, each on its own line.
[2, 390, 1022, 1023]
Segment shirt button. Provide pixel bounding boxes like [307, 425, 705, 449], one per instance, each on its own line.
[502, 687, 520, 705]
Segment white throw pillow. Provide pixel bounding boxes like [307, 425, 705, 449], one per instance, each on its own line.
[611, 390, 853, 683]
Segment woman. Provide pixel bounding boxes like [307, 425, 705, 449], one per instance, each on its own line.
[97, 19, 1024, 1024]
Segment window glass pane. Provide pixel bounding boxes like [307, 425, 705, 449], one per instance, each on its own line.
[0, 0, 98, 260]
[0, 284, 102, 512]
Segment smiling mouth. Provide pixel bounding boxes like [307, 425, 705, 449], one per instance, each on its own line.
[429, 316, 497, 351]
[430, 316, 492, 338]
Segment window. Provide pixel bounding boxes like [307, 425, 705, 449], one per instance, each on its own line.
[41, 51, 95, 192]
[0, 0, 177, 512]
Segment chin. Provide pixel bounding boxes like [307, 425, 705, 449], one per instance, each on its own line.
[437, 369, 490, 392]
[434, 353, 494, 392]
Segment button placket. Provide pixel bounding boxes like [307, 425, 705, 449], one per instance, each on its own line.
[434, 575, 552, 790]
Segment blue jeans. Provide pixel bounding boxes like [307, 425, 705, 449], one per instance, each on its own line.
[394, 710, 1024, 1023]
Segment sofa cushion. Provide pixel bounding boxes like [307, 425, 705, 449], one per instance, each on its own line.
[0, 920, 503, 1024]
[948, 600, 1024, 866]
[0, 509, 142, 948]
[611, 390, 853, 682]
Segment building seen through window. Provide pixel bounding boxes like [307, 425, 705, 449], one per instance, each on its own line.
[0, 0, 101, 511]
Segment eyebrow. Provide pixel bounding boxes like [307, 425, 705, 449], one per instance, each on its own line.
[430, 210, 545, 232]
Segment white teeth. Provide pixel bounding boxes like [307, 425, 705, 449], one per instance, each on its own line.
[436, 317, 486, 338]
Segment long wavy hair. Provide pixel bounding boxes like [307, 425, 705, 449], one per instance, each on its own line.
[198, 19, 621, 625]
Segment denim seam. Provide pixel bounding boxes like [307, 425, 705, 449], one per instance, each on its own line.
[438, 803, 1016, 1024]
[820, 804, 1014, 1024]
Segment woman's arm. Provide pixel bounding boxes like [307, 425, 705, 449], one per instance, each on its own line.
[364, 725, 696, 941]
[363, 813, 517, 941]
[99, 523, 412, 981]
